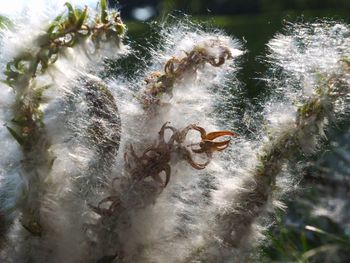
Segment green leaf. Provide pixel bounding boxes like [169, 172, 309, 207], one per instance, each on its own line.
[100, 0, 108, 23]
[11, 116, 28, 126]
[47, 22, 61, 36]
[305, 225, 350, 247]
[300, 232, 309, 253]
[21, 221, 42, 237]
[64, 2, 77, 25]
[6, 126, 25, 145]
[115, 22, 125, 36]
[54, 12, 64, 23]
[5, 69, 18, 79]
[76, 6, 88, 29]
[14, 58, 25, 71]
[48, 12, 64, 36]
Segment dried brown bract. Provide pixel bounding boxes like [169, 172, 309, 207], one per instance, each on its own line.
[140, 41, 233, 109]
[124, 122, 237, 187]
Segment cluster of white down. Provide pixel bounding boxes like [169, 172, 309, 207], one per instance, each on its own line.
[261, 22, 350, 157]
[0, 6, 249, 262]
[94, 20, 350, 263]
[1, 3, 349, 263]
[0, 3, 128, 262]
[258, 20, 350, 258]
[266, 21, 350, 119]
[176, 21, 350, 262]
[90, 23, 250, 262]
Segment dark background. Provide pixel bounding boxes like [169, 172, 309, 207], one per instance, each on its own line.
[106, 0, 349, 99]
[108, 0, 350, 19]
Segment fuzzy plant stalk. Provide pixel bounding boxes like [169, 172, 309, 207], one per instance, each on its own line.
[182, 22, 350, 262]
[85, 24, 243, 262]
[0, 0, 127, 261]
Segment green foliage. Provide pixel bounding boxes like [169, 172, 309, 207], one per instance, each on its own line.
[6, 126, 24, 146]
[263, 208, 350, 262]
[0, 15, 11, 28]
[100, 0, 108, 23]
